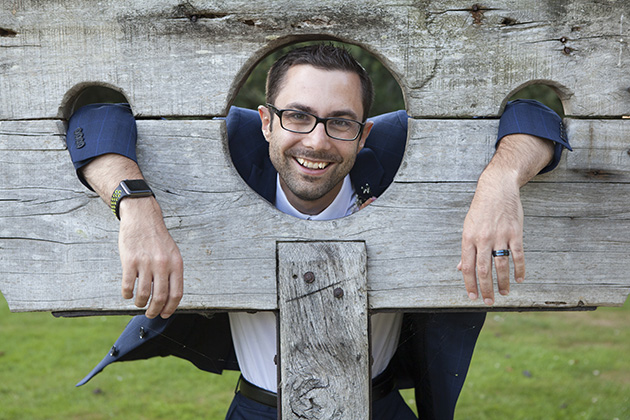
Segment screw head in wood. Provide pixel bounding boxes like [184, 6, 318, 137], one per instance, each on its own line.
[303, 271, 315, 283]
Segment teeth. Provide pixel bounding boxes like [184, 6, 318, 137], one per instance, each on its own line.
[297, 157, 329, 169]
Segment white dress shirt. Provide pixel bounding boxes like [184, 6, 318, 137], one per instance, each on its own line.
[229, 175, 402, 392]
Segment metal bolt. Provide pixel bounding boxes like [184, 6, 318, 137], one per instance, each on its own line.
[334, 288, 344, 299]
[303, 271, 315, 283]
[563, 46, 572, 55]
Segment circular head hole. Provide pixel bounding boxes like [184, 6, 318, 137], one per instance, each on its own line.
[228, 41, 407, 219]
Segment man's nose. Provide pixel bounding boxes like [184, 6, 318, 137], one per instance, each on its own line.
[302, 121, 332, 150]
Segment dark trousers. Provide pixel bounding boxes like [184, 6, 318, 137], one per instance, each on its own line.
[225, 389, 418, 420]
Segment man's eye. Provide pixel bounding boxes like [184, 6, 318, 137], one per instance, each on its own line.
[329, 119, 352, 129]
[286, 112, 310, 122]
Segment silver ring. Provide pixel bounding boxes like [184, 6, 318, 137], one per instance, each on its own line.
[492, 249, 510, 257]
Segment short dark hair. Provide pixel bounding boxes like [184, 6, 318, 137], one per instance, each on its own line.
[266, 44, 374, 121]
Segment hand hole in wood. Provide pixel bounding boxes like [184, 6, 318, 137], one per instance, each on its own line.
[60, 83, 129, 121]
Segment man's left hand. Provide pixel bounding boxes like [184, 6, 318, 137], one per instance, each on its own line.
[458, 169, 524, 305]
[458, 133, 555, 305]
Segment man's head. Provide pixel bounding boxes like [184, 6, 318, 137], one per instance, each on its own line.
[258, 45, 375, 215]
[266, 44, 374, 122]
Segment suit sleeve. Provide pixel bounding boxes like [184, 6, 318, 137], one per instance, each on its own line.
[65, 103, 138, 190]
[497, 99, 572, 174]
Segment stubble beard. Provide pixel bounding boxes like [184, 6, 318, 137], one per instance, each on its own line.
[268, 139, 356, 203]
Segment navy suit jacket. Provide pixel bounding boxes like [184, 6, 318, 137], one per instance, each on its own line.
[68, 101, 569, 419]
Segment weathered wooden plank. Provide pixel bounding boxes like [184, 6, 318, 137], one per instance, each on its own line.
[2, 117, 627, 186]
[1, 0, 628, 119]
[397, 118, 630, 183]
[277, 241, 369, 420]
[1, 118, 629, 312]
[367, 181, 630, 309]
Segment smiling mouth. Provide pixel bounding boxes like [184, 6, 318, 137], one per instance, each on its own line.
[296, 157, 330, 170]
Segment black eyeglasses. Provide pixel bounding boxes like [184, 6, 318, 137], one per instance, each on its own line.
[266, 104, 365, 141]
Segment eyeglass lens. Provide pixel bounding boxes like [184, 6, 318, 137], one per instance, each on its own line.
[280, 110, 361, 140]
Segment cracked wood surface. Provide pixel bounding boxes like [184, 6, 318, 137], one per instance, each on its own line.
[1, 0, 629, 119]
[2, 3, 629, 418]
[278, 242, 369, 419]
[1, 118, 628, 313]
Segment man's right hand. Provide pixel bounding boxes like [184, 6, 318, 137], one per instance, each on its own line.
[81, 153, 183, 318]
[118, 196, 183, 319]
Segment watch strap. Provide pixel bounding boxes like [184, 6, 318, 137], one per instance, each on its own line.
[110, 179, 154, 220]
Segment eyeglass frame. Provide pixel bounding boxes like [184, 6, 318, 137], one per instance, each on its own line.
[265, 103, 366, 141]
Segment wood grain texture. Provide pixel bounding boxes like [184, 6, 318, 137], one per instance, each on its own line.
[1, 0, 628, 119]
[277, 241, 369, 419]
[1, 118, 628, 313]
[2, 3, 628, 416]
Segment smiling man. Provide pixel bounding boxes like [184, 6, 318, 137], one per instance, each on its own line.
[261, 64, 373, 215]
[226, 46, 411, 419]
[67, 44, 569, 419]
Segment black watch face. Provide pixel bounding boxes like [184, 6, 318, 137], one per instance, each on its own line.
[124, 179, 150, 193]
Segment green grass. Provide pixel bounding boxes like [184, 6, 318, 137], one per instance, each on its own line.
[1, 294, 628, 419]
[455, 299, 630, 420]
[0, 296, 238, 419]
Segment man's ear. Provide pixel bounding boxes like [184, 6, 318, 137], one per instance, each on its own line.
[357, 120, 374, 152]
[258, 105, 272, 142]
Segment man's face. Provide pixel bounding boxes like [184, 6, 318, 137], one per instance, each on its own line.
[259, 65, 373, 215]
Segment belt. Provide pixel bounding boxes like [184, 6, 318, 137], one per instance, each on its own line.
[237, 368, 396, 408]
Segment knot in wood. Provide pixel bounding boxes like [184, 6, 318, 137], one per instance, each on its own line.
[0, 27, 18, 37]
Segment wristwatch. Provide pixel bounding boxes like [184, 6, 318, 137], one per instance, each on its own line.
[110, 179, 154, 220]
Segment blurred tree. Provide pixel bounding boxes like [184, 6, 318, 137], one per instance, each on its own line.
[509, 84, 564, 117]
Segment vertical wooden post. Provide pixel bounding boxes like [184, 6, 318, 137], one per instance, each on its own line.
[277, 241, 369, 419]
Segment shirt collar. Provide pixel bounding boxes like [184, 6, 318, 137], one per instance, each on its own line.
[275, 174, 358, 220]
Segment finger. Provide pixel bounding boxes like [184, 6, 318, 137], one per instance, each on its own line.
[476, 247, 494, 305]
[493, 248, 511, 296]
[134, 269, 152, 309]
[460, 244, 479, 301]
[359, 196, 376, 210]
[511, 241, 525, 283]
[145, 272, 168, 319]
[160, 267, 184, 319]
[121, 263, 137, 300]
